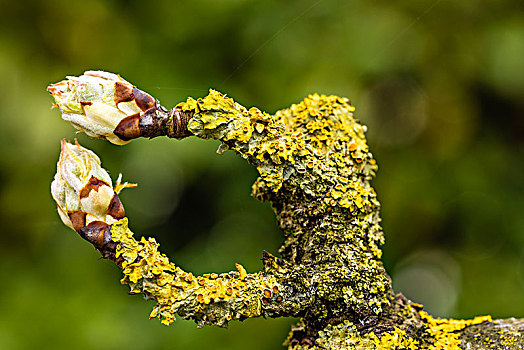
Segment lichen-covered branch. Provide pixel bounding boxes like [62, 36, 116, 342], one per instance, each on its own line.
[112, 218, 311, 327]
[50, 140, 311, 328]
[48, 71, 523, 349]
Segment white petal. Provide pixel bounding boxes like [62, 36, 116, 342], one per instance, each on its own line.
[57, 206, 74, 230]
[64, 185, 81, 212]
[51, 176, 66, 207]
[105, 133, 130, 145]
[86, 214, 101, 225]
[84, 102, 127, 129]
[80, 184, 114, 217]
[105, 215, 117, 225]
[84, 70, 122, 82]
[117, 101, 142, 115]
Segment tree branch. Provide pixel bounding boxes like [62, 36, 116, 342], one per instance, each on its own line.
[110, 218, 311, 327]
[48, 71, 523, 349]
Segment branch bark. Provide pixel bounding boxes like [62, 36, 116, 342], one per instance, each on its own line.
[48, 72, 524, 349]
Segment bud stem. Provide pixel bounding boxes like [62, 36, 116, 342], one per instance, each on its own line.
[113, 103, 193, 141]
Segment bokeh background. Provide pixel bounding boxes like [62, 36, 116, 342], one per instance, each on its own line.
[0, 0, 523, 349]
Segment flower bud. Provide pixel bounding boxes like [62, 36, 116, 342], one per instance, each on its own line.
[47, 71, 156, 145]
[51, 140, 133, 232]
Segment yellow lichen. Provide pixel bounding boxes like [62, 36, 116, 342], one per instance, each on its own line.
[288, 311, 497, 350]
[181, 90, 378, 209]
[370, 327, 419, 350]
[292, 321, 419, 350]
[177, 90, 391, 315]
[419, 310, 492, 350]
[110, 218, 288, 327]
[500, 332, 518, 347]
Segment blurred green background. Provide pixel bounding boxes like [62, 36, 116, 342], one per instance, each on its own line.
[0, 0, 523, 349]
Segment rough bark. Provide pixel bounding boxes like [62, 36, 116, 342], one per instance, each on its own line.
[50, 80, 523, 349]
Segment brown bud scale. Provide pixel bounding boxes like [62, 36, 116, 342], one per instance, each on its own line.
[78, 221, 111, 250]
[114, 82, 134, 104]
[138, 106, 166, 137]
[79, 176, 111, 199]
[68, 211, 87, 232]
[114, 113, 141, 141]
[107, 192, 125, 219]
[133, 87, 155, 111]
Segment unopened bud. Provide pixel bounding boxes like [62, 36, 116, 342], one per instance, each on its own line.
[47, 71, 156, 145]
[51, 140, 134, 232]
